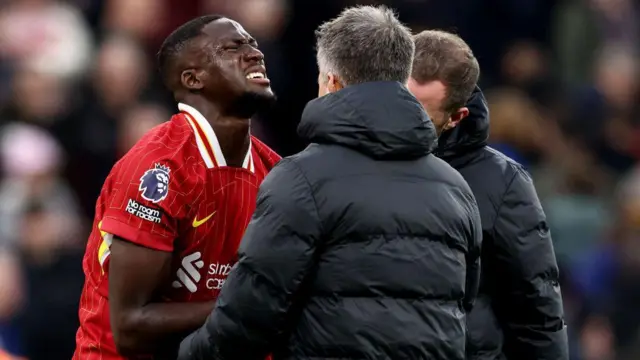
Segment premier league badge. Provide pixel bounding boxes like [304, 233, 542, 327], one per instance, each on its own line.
[139, 163, 171, 203]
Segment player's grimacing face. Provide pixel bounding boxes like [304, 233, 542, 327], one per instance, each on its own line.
[200, 19, 274, 100]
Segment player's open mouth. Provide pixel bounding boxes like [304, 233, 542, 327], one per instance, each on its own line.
[245, 69, 270, 85]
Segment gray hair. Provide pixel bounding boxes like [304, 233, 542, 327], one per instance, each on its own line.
[315, 5, 414, 86]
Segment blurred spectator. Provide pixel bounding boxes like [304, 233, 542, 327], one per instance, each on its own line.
[0, 252, 23, 355]
[102, 0, 167, 49]
[485, 87, 545, 166]
[63, 34, 160, 215]
[567, 46, 639, 175]
[209, 0, 289, 39]
[500, 41, 561, 107]
[0, 123, 81, 249]
[92, 36, 150, 115]
[590, 0, 639, 52]
[93, 35, 151, 114]
[0, 252, 22, 326]
[7, 67, 70, 128]
[13, 200, 84, 360]
[568, 166, 640, 359]
[552, 0, 601, 87]
[117, 103, 169, 156]
[0, 0, 92, 80]
[580, 315, 615, 360]
[594, 46, 638, 112]
[553, 0, 639, 88]
[606, 168, 640, 356]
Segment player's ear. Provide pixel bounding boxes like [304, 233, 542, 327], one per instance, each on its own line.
[180, 69, 206, 91]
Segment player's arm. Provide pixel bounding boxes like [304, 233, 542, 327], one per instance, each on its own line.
[108, 237, 214, 356]
[178, 158, 322, 360]
[492, 169, 568, 360]
[99, 160, 214, 356]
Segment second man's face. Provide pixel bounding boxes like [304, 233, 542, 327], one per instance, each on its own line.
[408, 78, 450, 134]
[408, 78, 467, 135]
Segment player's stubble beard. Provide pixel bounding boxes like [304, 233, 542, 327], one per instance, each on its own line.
[227, 90, 277, 119]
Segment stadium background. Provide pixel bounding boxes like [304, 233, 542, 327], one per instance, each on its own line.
[0, 0, 637, 359]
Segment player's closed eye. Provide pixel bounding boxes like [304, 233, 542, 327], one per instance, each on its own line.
[226, 40, 258, 51]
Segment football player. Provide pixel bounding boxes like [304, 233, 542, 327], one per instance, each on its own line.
[73, 15, 280, 359]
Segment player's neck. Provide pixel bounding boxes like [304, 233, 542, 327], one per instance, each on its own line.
[212, 116, 251, 168]
[181, 98, 251, 168]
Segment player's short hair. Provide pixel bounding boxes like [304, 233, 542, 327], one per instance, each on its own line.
[412, 30, 480, 112]
[157, 15, 224, 89]
[315, 5, 414, 86]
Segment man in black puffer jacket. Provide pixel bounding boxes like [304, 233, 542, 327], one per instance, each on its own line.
[409, 30, 568, 360]
[178, 6, 482, 360]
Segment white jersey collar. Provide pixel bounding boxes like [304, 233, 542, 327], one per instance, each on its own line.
[179, 103, 253, 172]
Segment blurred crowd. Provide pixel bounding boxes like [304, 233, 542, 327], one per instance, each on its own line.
[0, 0, 637, 359]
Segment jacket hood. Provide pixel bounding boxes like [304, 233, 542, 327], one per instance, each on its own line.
[435, 86, 489, 160]
[298, 81, 437, 160]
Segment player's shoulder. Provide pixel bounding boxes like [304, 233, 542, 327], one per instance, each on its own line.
[127, 113, 195, 158]
[107, 114, 204, 193]
[251, 135, 281, 168]
[120, 113, 204, 165]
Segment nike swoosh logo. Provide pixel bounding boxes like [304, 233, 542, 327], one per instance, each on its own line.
[192, 211, 215, 228]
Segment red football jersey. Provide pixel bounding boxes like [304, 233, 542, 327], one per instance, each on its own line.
[73, 103, 280, 359]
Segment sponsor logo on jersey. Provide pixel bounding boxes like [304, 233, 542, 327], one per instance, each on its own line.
[192, 211, 215, 228]
[139, 163, 170, 203]
[172, 252, 204, 293]
[172, 251, 233, 293]
[205, 262, 233, 290]
[125, 199, 163, 223]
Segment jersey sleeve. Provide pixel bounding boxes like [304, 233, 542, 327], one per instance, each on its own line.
[99, 153, 188, 252]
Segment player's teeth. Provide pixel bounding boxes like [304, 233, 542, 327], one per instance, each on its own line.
[246, 72, 264, 79]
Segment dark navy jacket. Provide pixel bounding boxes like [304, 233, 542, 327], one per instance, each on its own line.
[179, 81, 482, 360]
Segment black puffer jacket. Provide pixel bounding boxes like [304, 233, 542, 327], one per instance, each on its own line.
[178, 81, 482, 360]
[435, 87, 569, 360]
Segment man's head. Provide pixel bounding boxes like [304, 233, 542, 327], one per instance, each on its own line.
[315, 6, 414, 97]
[157, 15, 275, 117]
[408, 30, 480, 135]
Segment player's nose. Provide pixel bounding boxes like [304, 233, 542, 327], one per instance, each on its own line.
[244, 47, 264, 64]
